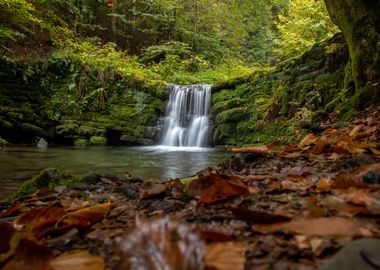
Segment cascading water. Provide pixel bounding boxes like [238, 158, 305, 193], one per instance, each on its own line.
[160, 84, 211, 147]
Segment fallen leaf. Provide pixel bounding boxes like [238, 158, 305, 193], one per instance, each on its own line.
[188, 174, 248, 204]
[1, 238, 53, 270]
[205, 242, 247, 270]
[114, 216, 204, 270]
[316, 179, 333, 193]
[65, 201, 112, 229]
[349, 124, 364, 138]
[299, 134, 318, 149]
[0, 202, 21, 218]
[139, 179, 168, 199]
[341, 188, 380, 215]
[0, 222, 20, 263]
[232, 208, 291, 223]
[49, 250, 105, 270]
[200, 231, 233, 243]
[253, 217, 362, 236]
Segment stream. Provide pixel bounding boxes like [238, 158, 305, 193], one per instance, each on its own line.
[0, 146, 227, 199]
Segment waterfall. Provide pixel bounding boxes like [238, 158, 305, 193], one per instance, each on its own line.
[160, 84, 211, 147]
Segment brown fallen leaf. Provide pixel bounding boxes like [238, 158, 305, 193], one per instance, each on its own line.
[188, 174, 248, 204]
[298, 134, 318, 149]
[1, 238, 53, 270]
[231, 145, 270, 155]
[0, 222, 20, 264]
[49, 250, 105, 270]
[205, 241, 247, 270]
[114, 216, 204, 270]
[14, 206, 66, 231]
[65, 200, 112, 229]
[14, 201, 112, 239]
[139, 179, 168, 199]
[0, 202, 21, 218]
[340, 188, 380, 215]
[253, 217, 362, 236]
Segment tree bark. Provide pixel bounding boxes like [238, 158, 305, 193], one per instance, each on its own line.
[323, 0, 380, 108]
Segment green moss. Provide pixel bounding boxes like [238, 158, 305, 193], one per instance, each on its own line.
[89, 136, 107, 146]
[8, 168, 74, 200]
[215, 107, 248, 125]
[0, 136, 8, 147]
[213, 123, 236, 145]
[74, 138, 89, 147]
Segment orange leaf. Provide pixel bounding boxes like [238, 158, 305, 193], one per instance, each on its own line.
[253, 217, 362, 236]
[49, 250, 105, 270]
[0, 202, 21, 218]
[65, 201, 112, 230]
[139, 179, 168, 199]
[205, 242, 247, 270]
[1, 238, 53, 270]
[190, 174, 248, 204]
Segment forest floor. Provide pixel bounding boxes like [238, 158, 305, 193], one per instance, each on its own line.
[1, 106, 380, 270]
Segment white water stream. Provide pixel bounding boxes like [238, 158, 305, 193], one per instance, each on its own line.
[160, 84, 211, 147]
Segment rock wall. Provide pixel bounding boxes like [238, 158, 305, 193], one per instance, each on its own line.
[211, 33, 349, 146]
[0, 57, 166, 146]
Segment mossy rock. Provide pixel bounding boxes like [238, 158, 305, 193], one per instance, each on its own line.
[74, 138, 89, 147]
[89, 136, 107, 146]
[213, 123, 236, 145]
[0, 119, 13, 129]
[78, 125, 104, 137]
[56, 122, 79, 136]
[10, 168, 73, 200]
[21, 123, 46, 137]
[215, 107, 248, 125]
[0, 137, 9, 146]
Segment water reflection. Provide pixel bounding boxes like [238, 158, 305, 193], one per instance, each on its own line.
[0, 146, 227, 199]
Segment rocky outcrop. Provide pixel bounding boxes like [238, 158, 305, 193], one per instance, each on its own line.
[211, 33, 348, 146]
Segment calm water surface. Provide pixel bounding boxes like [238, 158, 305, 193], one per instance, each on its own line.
[0, 146, 228, 199]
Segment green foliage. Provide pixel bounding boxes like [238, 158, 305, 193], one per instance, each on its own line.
[275, 0, 339, 58]
[0, 0, 41, 46]
[276, 0, 338, 57]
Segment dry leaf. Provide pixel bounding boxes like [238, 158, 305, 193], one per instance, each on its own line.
[205, 242, 247, 270]
[0, 202, 21, 218]
[49, 250, 105, 270]
[65, 201, 112, 229]
[139, 179, 168, 199]
[1, 238, 53, 270]
[253, 217, 362, 236]
[198, 174, 248, 204]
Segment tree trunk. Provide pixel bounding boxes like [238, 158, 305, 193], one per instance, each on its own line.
[323, 0, 380, 109]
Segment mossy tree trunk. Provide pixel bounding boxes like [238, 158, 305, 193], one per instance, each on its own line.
[324, 0, 380, 110]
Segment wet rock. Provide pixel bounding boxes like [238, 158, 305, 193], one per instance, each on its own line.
[72, 183, 105, 192]
[21, 123, 46, 137]
[120, 134, 136, 144]
[363, 171, 380, 184]
[37, 137, 48, 149]
[320, 238, 380, 270]
[80, 172, 103, 184]
[114, 184, 139, 199]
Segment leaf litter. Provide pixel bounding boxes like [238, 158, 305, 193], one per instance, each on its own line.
[0, 107, 379, 269]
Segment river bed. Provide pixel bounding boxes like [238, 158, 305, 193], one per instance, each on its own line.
[0, 146, 228, 199]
